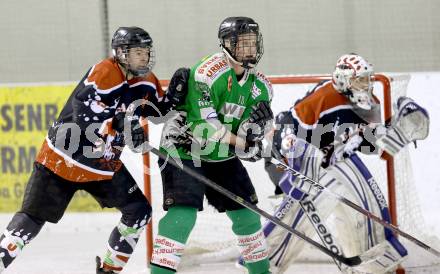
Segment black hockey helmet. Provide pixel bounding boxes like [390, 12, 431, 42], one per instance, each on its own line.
[218, 17, 263, 69]
[111, 26, 155, 77]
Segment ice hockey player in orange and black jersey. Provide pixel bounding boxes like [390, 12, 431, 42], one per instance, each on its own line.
[38, 56, 165, 182]
[0, 27, 189, 274]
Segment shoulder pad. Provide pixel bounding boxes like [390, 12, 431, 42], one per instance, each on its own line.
[194, 53, 230, 88]
[254, 71, 273, 101]
[84, 59, 125, 93]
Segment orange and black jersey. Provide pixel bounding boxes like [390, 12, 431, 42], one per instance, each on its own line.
[36, 58, 168, 182]
[273, 81, 379, 167]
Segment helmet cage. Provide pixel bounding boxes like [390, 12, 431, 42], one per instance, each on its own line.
[332, 54, 375, 109]
[219, 18, 264, 69]
[221, 33, 263, 69]
[114, 45, 155, 77]
[111, 27, 155, 77]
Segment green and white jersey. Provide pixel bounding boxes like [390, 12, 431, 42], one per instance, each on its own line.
[160, 52, 273, 162]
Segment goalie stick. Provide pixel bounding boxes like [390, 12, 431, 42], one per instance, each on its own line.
[269, 157, 440, 258]
[142, 143, 362, 267]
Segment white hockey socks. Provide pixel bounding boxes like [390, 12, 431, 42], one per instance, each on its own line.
[237, 229, 269, 264]
[228, 208, 270, 274]
[150, 206, 197, 273]
[151, 235, 185, 271]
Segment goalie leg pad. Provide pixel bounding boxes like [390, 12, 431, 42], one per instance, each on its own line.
[300, 197, 343, 258]
[329, 154, 408, 273]
[349, 154, 406, 255]
[264, 198, 305, 272]
[263, 178, 343, 273]
[278, 139, 323, 201]
[354, 240, 407, 274]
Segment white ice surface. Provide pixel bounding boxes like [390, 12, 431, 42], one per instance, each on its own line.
[0, 213, 341, 274]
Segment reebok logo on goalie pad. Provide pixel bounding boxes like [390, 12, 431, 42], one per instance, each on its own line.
[275, 198, 296, 219]
[367, 178, 387, 210]
[302, 199, 341, 255]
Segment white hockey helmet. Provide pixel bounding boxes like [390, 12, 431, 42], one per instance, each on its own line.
[332, 54, 375, 109]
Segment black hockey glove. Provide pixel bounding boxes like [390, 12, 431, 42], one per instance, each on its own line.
[249, 101, 273, 125]
[238, 135, 284, 163]
[234, 141, 261, 162]
[112, 112, 148, 153]
[166, 67, 190, 109]
[245, 101, 274, 143]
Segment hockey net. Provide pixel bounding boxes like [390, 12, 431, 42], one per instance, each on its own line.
[142, 74, 440, 273]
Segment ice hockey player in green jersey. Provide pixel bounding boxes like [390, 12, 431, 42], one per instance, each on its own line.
[150, 17, 274, 274]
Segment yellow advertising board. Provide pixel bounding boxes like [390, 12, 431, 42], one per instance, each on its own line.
[0, 84, 112, 212]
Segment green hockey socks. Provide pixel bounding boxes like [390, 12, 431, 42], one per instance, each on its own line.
[150, 206, 197, 273]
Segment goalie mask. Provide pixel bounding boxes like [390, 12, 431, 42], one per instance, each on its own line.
[111, 27, 155, 77]
[332, 54, 375, 110]
[218, 17, 264, 69]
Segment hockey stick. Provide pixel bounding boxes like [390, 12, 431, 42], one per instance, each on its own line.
[269, 157, 440, 258]
[144, 143, 362, 266]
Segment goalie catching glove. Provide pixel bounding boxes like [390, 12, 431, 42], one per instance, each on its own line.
[376, 96, 430, 155]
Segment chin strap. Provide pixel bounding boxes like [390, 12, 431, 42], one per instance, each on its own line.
[221, 46, 256, 69]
